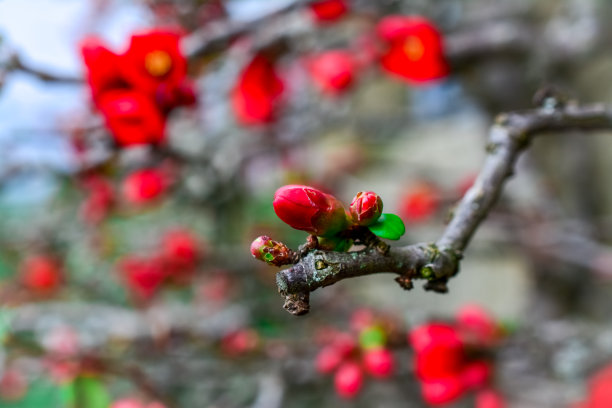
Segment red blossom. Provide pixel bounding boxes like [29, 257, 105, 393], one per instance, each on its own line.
[221, 328, 259, 356]
[307, 50, 357, 95]
[20, 255, 63, 294]
[98, 90, 166, 147]
[456, 304, 502, 346]
[349, 191, 383, 226]
[122, 168, 167, 205]
[80, 37, 126, 104]
[118, 255, 166, 300]
[400, 182, 440, 223]
[273, 185, 349, 237]
[410, 323, 465, 381]
[160, 229, 201, 276]
[120, 30, 188, 99]
[377, 16, 449, 84]
[231, 53, 284, 125]
[309, 0, 348, 23]
[334, 361, 363, 399]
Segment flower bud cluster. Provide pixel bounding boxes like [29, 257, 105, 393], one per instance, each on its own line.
[409, 304, 506, 406]
[315, 309, 400, 399]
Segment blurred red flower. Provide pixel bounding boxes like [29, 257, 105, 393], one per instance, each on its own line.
[118, 255, 166, 300]
[307, 50, 357, 95]
[160, 229, 201, 282]
[20, 255, 63, 294]
[80, 37, 126, 105]
[309, 0, 348, 23]
[122, 168, 167, 205]
[98, 90, 166, 147]
[120, 30, 188, 98]
[377, 16, 449, 84]
[400, 182, 440, 223]
[231, 53, 284, 125]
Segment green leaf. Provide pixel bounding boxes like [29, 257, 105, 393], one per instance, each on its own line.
[71, 376, 111, 408]
[367, 213, 405, 240]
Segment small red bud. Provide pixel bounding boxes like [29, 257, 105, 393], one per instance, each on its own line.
[350, 191, 383, 226]
[273, 185, 349, 237]
[309, 0, 348, 23]
[221, 328, 259, 356]
[160, 229, 201, 274]
[456, 304, 501, 345]
[118, 256, 166, 300]
[363, 348, 394, 378]
[400, 183, 439, 223]
[122, 168, 167, 205]
[461, 361, 491, 390]
[315, 345, 344, 374]
[20, 255, 62, 294]
[334, 362, 364, 399]
[250, 235, 293, 266]
[307, 50, 356, 95]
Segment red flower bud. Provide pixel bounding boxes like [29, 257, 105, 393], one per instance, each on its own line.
[273, 185, 349, 237]
[221, 328, 259, 357]
[118, 256, 166, 300]
[363, 348, 394, 378]
[456, 304, 501, 346]
[350, 191, 383, 226]
[334, 362, 363, 399]
[161, 229, 201, 271]
[315, 345, 344, 374]
[461, 361, 491, 390]
[122, 168, 167, 205]
[377, 16, 449, 84]
[20, 255, 62, 294]
[309, 0, 348, 23]
[250, 236, 293, 266]
[307, 50, 356, 95]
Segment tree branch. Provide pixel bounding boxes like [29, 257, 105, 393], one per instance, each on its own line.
[275, 100, 612, 315]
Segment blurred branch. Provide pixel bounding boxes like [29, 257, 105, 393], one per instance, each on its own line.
[182, 0, 316, 59]
[9, 54, 83, 84]
[274, 99, 612, 315]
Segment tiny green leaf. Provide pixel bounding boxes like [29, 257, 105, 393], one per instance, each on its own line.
[367, 213, 405, 240]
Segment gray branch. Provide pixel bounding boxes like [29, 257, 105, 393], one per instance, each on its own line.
[275, 101, 612, 315]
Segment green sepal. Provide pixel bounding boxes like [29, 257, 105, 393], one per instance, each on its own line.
[367, 213, 405, 240]
[359, 326, 386, 350]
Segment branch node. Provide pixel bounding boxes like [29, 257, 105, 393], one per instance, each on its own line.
[283, 292, 310, 316]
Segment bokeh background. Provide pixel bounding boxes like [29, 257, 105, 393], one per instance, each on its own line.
[1, 0, 612, 407]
